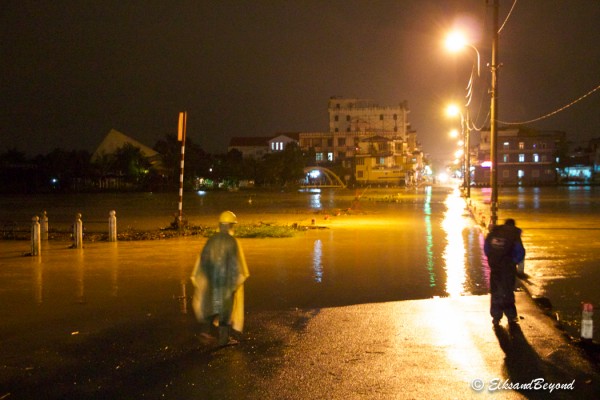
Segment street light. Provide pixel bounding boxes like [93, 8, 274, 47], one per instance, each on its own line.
[445, 31, 481, 199]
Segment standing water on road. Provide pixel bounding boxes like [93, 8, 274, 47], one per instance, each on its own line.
[471, 186, 600, 341]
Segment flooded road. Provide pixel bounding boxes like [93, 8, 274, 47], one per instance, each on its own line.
[2, 186, 598, 339]
[0, 186, 488, 314]
[2, 185, 599, 397]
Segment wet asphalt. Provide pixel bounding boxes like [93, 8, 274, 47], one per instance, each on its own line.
[2, 241, 599, 399]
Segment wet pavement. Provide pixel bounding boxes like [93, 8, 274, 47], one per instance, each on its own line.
[1, 239, 599, 399]
[2, 187, 600, 398]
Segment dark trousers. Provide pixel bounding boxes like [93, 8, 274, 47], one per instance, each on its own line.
[490, 269, 517, 320]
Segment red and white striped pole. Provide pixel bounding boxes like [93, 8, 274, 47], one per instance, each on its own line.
[177, 111, 187, 229]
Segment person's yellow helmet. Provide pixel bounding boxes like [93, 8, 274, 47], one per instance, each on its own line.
[219, 211, 238, 224]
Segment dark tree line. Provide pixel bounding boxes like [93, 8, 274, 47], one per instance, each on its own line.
[0, 136, 312, 194]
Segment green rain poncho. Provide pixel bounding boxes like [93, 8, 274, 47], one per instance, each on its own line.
[191, 232, 249, 332]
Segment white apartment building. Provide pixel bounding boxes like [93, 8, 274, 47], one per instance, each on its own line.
[327, 97, 410, 137]
[299, 97, 415, 164]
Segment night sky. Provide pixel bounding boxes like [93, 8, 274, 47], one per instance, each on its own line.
[2, 1, 599, 166]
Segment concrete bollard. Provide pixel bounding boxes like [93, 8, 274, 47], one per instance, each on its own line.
[31, 216, 41, 256]
[108, 210, 117, 242]
[581, 303, 594, 340]
[40, 210, 48, 241]
[74, 213, 83, 249]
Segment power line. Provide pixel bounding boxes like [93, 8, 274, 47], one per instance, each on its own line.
[498, 83, 600, 125]
[498, 0, 518, 34]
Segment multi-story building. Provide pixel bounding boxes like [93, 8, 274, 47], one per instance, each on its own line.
[299, 97, 416, 164]
[472, 127, 565, 186]
[353, 135, 423, 186]
[229, 97, 421, 186]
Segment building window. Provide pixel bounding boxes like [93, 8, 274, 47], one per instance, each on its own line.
[335, 128, 339, 132]
[327, 139, 333, 147]
[519, 142, 524, 149]
[271, 142, 283, 151]
[542, 143, 547, 149]
[541, 155, 547, 162]
[338, 138, 346, 146]
[346, 115, 351, 121]
[502, 170, 509, 178]
[503, 154, 509, 162]
[316, 153, 324, 161]
[518, 170, 525, 179]
[380, 114, 384, 120]
[334, 115, 339, 121]
[327, 152, 333, 161]
[357, 171, 363, 178]
[503, 142, 510, 149]
[347, 127, 351, 132]
[378, 157, 385, 165]
[519, 154, 525, 162]
[338, 151, 345, 159]
[532, 170, 540, 178]
[356, 158, 364, 165]
[394, 127, 398, 132]
[393, 114, 397, 120]
[533, 153, 539, 162]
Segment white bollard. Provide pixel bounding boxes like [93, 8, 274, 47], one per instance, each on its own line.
[108, 210, 117, 242]
[74, 213, 83, 249]
[41, 210, 48, 241]
[581, 303, 594, 340]
[31, 216, 41, 256]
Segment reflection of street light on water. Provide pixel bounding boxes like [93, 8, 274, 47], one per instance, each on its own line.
[446, 104, 470, 197]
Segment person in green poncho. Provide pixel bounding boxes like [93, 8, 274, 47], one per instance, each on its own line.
[191, 211, 250, 346]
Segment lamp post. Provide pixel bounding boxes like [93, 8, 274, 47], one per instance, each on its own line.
[445, 32, 481, 199]
[489, 0, 500, 228]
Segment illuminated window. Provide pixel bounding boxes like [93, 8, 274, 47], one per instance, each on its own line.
[327, 152, 333, 161]
[503, 142, 510, 149]
[519, 154, 525, 162]
[518, 170, 525, 178]
[338, 138, 346, 146]
[356, 158, 364, 165]
[519, 142, 524, 149]
[503, 154, 509, 162]
[316, 153, 323, 161]
[533, 154, 539, 162]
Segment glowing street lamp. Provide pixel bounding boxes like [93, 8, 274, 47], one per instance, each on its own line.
[444, 31, 481, 200]
[446, 104, 470, 195]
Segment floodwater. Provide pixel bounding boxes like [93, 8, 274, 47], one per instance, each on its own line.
[471, 186, 600, 341]
[1, 185, 598, 342]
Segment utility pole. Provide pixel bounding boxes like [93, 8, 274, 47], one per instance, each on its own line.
[489, 0, 499, 228]
[177, 111, 187, 229]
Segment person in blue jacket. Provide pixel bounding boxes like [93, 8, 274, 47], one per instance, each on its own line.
[484, 218, 525, 326]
